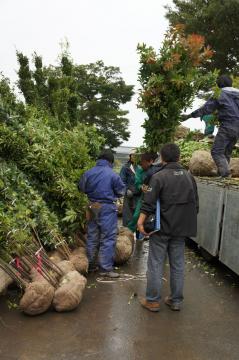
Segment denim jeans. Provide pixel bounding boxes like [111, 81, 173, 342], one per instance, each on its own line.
[146, 233, 185, 304]
[211, 127, 238, 177]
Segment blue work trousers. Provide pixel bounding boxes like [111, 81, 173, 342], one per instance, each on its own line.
[211, 127, 239, 177]
[87, 203, 118, 272]
[146, 233, 185, 304]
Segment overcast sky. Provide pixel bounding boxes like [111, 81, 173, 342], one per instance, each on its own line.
[0, 0, 204, 147]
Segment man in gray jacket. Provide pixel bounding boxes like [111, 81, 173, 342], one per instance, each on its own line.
[183, 75, 239, 177]
[138, 143, 198, 312]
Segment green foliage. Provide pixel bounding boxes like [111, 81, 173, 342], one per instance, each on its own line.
[137, 26, 217, 151]
[0, 59, 105, 258]
[177, 139, 211, 168]
[0, 74, 25, 119]
[0, 108, 104, 235]
[17, 52, 37, 105]
[74, 61, 134, 148]
[165, 0, 239, 74]
[178, 138, 239, 169]
[17, 51, 134, 148]
[0, 160, 61, 258]
[0, 45, 132, 257]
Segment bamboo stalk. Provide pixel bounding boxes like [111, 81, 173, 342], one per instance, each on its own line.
[34, 249, 62, 278]
[77, 232, 87, 246]
[20, 255, 59, 285]
[58, 236, 71, 257]
[0, 260, 28, 288]
[9, 259, 32, 282]
[28, 258, 57, 287]
[20, 256, 33, 272]
[24, 250, 58, 287]
[55, 238, 71, 259]
[0, 263, 20, 286]
[25, 254, 57, 286]
[56, 246, 68, 260]
[39, 252, 63, 277]
[31, 226, 42, 248]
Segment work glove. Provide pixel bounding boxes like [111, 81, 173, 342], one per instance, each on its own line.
[181, 113, 191, 122]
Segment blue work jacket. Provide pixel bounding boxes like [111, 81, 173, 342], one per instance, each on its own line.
[78, 159, 125, 203]
[191, 87, 239, 131]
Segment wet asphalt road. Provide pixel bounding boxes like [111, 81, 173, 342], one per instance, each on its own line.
[0, 240, 239, 360]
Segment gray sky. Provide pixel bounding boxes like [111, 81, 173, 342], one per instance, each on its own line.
[0, 0, 203, 146]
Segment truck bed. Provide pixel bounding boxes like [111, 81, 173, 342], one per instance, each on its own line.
[194, 177, 239, 275]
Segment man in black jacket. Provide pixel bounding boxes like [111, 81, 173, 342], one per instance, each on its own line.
[138, 143, 198, 312]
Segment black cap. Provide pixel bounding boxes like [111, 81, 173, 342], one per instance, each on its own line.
[98, 149, 114, 164]
[216, 75, 232, 88]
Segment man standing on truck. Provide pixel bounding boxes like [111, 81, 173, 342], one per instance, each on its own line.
[138, 143, 198, 312]
[78, 149, 125, 278]
[182, 75, 239, 178]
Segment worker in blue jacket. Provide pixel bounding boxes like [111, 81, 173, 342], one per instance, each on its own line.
[78, 149, 125, 278]
[182, 75, 239, 177]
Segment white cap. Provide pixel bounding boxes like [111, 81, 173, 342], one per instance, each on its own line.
[129, 148, 137, 155]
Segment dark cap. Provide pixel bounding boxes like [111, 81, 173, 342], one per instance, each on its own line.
[216, 75, 232, 88]
[98, 149, 114, 164]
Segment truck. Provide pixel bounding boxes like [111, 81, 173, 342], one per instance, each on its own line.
[194, 178, 239, 275]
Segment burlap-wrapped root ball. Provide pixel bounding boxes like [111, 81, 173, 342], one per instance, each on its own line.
[116, 199, 123, 217]
[118, 227, 134, 245]
[114, 227, 134, 265]
[49, 250, 64, 264]
[69, 247, 89, 274]
[57, 260, 75, 275]
[189, 150, 217, 176]
[19, 274, 55, 316]
[0, 268, 13, 295]
[230, 158, 239, 177]
[53, 271, 87, 312]
[174, 125, 190, 140]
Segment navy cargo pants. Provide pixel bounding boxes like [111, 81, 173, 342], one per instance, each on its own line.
[87, 203, 118, 272]
[211, 127, 239, 177]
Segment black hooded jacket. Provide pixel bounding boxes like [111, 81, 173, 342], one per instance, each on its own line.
[141, 163, 198, 237]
